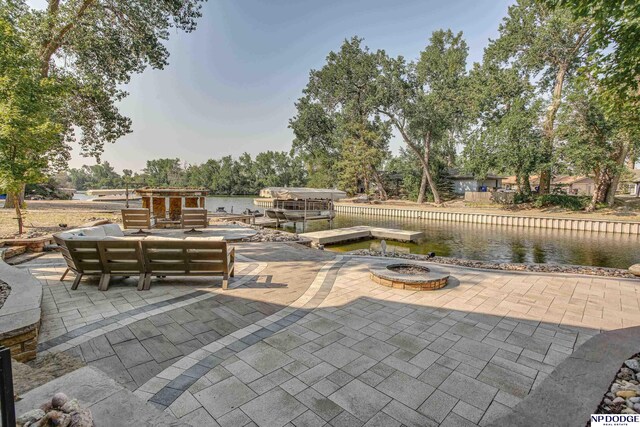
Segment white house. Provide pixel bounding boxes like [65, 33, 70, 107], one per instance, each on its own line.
[448, 170, 504, 195]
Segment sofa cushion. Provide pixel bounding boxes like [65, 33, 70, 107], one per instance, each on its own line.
[143, 236, 183, 241]
[79, 226, 108, 237]
[185, 236, 224, 242]
[55, 224, 124, 241]
[102, 223, 124, 237]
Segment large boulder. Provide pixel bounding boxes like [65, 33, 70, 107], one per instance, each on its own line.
[629, 264, 640, 277]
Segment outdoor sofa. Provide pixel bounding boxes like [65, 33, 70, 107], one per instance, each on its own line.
[53, 224, 234, 291]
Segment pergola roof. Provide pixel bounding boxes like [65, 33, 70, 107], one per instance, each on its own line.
[259, 187, 346, 200]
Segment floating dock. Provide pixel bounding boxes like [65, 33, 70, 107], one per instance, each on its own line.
[300, 226, 424, 245]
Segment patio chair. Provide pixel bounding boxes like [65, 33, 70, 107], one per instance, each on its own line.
[64, 239, 103, 290]
[121, 208, 155, 234]
[181, 208, 209, 234]
[53, 234, 76, 281]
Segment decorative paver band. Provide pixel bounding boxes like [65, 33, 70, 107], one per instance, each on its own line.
[140, 255, 346, 409]
[38, 259, 266, 355]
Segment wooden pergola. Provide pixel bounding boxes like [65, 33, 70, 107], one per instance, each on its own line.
[136, 188, 209, 222]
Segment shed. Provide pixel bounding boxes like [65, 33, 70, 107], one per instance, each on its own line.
[136, 188, 209, 222]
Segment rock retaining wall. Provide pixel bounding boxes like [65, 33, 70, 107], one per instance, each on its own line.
[334, 204, 640, 235]
[0, 249, 42, 362]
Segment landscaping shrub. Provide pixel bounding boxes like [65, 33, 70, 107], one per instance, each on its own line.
[513, 192, 533, 204]
[532, 194, 590, 210]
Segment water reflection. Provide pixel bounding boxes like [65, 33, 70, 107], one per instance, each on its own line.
[285, 214, 640, 269]
[185, 197, 639, 269]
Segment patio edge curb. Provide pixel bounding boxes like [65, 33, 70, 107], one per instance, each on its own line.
[489, 326, 640, 427]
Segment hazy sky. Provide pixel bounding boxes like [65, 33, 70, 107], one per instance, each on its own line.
[62, 0, 514, 172]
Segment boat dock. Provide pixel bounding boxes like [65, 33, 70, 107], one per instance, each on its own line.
[300, 226, 424, 245]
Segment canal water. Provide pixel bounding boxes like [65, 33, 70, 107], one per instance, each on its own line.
[75, 194, 640, 269]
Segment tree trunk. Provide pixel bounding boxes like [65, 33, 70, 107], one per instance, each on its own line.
[516, 172, 532, 196]
[13, 193, 24, 235]
[417, 168, 428, 204]
[390, 121, 436, 204]
[422, 133, 441, 204]
[539, 65, 568, 194]
[626, 150, 637, 170]
[3, 184, 25, 209]
[372, 170, 388, 201]
[588, 169, 610, 211]
[605, 139, 631, 206]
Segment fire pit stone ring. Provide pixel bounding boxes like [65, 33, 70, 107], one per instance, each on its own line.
[369, 263, 449, 291]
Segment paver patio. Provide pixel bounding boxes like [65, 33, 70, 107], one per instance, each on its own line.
[16, 242, 640, 426]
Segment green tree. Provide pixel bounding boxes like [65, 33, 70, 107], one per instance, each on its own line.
[2, 0, 205, 211]
[143, 158, 185, 187]
[289, 97, 340, 188]
[557, 81, 640, 210]
[211, 156, 239, 195]
[547, 0, 640, 100]
[486, 0, 591, 194]
[376, 30, 469, 203]
[464, 64, 543, 196]
[185, 159, 221, 189]
[290, 37, 390, 198]
[0, 10, 65, 233]
[253, 151, 307, 189]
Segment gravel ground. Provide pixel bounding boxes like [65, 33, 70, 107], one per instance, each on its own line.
[13, 353, 85, 397]
[348, 249, 637, 278]
[592, 353, 640, 419]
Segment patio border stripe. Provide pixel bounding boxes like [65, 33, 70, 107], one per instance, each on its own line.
[142, 255, 346, 409]
[38, 258, 266, 354]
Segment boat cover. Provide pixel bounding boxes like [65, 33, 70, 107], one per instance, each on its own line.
[259, 187, 346, 200]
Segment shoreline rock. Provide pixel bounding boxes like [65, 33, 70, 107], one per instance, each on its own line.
[347, 249, 637, 278]
[594, 353, 640, 416]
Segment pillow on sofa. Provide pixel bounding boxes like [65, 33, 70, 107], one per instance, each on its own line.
[75, 226, 107, 237]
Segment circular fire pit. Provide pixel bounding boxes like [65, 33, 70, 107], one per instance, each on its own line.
[370, 263, 449, 291]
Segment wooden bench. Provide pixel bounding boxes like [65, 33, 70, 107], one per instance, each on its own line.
[121, 208, 156, 233]
[141, 240, 234, 290]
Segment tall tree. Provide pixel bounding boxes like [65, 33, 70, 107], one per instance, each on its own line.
[3, 0, 205, 211]
[289, 97, 340, 188]
[464, 64, 543, 196]
[377, 30, 469, 203]
[558, 81, 640, 210]
[547, 0, 640, 100]
[0, 9, 65, 233]
[487, 0, 591, 194]
[290, 37, 390, 198]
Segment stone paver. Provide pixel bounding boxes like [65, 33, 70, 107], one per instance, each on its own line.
[21, 244, 640, 426]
